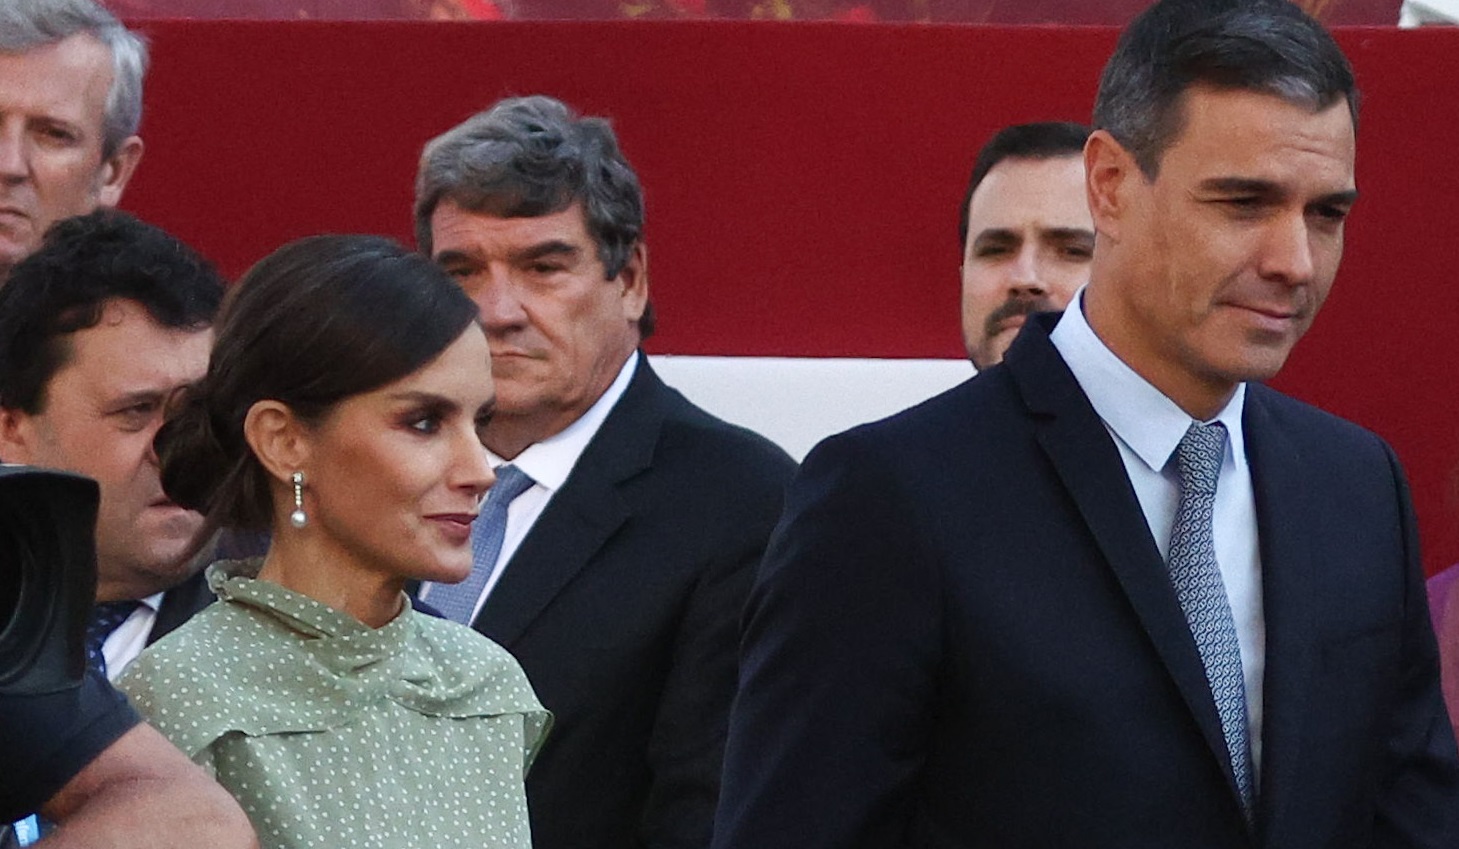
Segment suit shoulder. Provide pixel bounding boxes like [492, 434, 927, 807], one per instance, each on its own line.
[807, 374, 996, 463]
[1247, 383, 1396, 461]
[652, 383, 798, 484]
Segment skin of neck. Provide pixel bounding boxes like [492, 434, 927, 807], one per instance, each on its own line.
[1081, 276, 1236, 423]
[256, 518, 406, 629]
[482, 341, 638, 460]
[94, 563, 172, 604]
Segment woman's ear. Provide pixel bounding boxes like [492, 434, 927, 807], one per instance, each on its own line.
[242, 400, 310, 485]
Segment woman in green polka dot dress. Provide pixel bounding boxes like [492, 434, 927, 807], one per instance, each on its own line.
[118, 235, 550, 849]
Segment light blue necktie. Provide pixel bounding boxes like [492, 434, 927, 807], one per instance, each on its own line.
[1168, 421, 1255, 819]
[429, 465, 535, 625]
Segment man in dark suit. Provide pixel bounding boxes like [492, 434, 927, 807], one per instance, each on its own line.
[0, 211, 224, 682]
[713, 2, 1459, 847]
[413, 95, 796, 849]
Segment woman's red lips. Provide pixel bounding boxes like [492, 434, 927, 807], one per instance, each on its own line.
[427, 513, 478, 545]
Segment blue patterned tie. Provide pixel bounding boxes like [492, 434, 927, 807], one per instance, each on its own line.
[1168, 421, 1255, 819]
[429, 465, 536, 624]
[85, 600, 140, 679]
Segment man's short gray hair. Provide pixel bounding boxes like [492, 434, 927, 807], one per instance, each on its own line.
[414, 95, 654, 338]
[0, 0, 148, 159]
[1092, 0, 1356, 179]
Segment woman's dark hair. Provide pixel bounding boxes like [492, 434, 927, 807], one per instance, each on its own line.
[156, 234, 478, 533]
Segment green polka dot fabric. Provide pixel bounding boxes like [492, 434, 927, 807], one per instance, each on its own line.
[119, 559, 551, 849]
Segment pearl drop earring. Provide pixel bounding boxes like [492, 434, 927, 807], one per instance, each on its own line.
[290, 471, 308, 529]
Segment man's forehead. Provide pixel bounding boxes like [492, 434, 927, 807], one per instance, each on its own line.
[1151, 88, 1355, 190]
[966, 155, 1091, 231]
[51, 301, 209, 388]
[0, 34, 113, 123]
[432, 199, 592, 248]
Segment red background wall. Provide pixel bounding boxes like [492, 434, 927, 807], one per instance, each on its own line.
[120, 21, 1459, 574]
[107, 0, 1402, 23]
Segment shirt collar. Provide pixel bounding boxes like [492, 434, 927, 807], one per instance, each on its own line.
[1050, 288, 1246, 474]
[486, 351, 639, 492]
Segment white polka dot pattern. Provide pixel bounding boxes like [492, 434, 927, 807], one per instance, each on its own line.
[118, 560, 551, 849]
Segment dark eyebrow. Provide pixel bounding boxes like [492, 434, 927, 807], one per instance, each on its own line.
[1312, 189, 1360, 207]
[106, 389, 165, 410]
[511, 240, 580, 263]
[1039, 227, 1096, 242]
[1198, 177, 1281, 197]
[433, 248, 476, 266]
[971, 229, 1021, 248]
[1197, 178, 1359, 208]
[388, 390, 459, 410]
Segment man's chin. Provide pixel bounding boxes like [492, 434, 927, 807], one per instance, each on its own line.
[0, 239, 29, 276]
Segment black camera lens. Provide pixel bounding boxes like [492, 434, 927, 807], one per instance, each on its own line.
[0, 468, 100, 695]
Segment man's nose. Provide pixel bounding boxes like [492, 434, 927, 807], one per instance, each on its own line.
[1006, 247, 1048, 296]
[474, 271, 529, 331]
[1258, 214, 1317, 286]
[0, 125, 28, 183]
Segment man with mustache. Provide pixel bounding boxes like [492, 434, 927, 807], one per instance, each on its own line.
[958, 121, 1092, 369]
[0, 0, 145, 283]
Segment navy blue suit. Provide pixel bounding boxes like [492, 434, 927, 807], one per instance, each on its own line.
[714, 314, 1459, 848]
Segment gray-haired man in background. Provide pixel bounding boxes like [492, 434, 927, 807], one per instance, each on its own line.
[0, 0, 146, 281]
[414, 96, 795, 849]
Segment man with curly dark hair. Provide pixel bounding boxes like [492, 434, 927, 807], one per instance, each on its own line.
[0, 210, 223, 686]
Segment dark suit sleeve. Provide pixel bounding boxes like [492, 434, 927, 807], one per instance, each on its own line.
[713, 431, 941, 849]
[1372, 444, 1459, 847]
[639, 518, 766, 848]
[638, 440, 795, 849]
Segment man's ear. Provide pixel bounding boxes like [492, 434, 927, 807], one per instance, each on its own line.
[1085, 130, 1138, 244]
[94, 136, 144, 209]
[616, 242, 649, 324]
[242, 400, 309, 487]
[0, 407, 39, 465]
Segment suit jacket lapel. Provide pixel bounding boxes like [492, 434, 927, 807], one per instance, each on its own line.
[1005, 315, 1243, 798]
[1242, 385, 1316, 840]
[147, 569, 213, 646]
[475, 356, 663, 647]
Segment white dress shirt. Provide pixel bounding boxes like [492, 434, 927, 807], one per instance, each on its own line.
[418, 352, 640, 624]
[1050, 290, 1267, 771]
[100, 592, 163, 681]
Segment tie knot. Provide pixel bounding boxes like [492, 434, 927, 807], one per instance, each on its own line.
[1175, 421, 1227, 495]
[486, 464, 535, 507]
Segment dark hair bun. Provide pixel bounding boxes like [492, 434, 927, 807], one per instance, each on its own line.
[155, 384, 232, 515]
